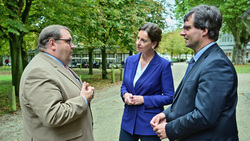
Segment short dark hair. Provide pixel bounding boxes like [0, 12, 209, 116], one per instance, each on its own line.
[38, 25, 70, 51]
[184, 5, 222, 41]
[139, 23, 162, 49]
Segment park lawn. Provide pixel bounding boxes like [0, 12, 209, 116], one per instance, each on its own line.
[234, 64, 250, 73]
[0, 64, 249, 116]
[0, 68, 122, 116]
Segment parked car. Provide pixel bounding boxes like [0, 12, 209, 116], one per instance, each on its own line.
[186, 58, 191, 64]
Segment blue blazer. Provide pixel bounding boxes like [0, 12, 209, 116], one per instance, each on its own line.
[121, 52, 174, 135]
[163, 43, 238, 141]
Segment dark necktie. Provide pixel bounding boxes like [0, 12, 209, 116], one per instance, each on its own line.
[65, 66, 81, 84]
[65, 66, 74, 76]
[183, 58, 195, 80]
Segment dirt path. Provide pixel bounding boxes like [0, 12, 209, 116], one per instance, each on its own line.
[0, 62, 249, 141]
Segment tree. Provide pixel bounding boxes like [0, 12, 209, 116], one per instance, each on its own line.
[0, 0, 171, 96]
[83, 0, 169, 79]
[0, 0, 32, 96]
[174, 0, 250, 65]
[160, 29, 192, 59]
[0, 0, 92, 96]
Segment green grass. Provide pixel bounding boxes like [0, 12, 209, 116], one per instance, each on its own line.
[234, 64, 250, 73]
[0, 76, 16, 116]
[0, 64, 249, 116]
[0, 67, 122, 116]
[0, 66, 11, 75]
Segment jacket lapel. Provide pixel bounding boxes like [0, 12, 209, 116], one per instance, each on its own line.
[172, 44, 218, 104]
[134, 52, 160, 93]
[38, 52, 82, 89]
[127, 53, 140, 95]
[57, 67, 82, 89]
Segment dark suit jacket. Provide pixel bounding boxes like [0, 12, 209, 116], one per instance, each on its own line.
[163, 43, 238, 141]
[19, 52, 94, 141]
[121, 52, 174, 135]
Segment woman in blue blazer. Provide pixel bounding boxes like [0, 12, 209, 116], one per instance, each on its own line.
[119, 23, 174, 141]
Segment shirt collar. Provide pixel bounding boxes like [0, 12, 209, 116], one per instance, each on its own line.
[193, 42, 215, 62]
[43, 52, 65, 67]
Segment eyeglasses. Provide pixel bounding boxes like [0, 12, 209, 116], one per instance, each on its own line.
[55, 39, 74, 47]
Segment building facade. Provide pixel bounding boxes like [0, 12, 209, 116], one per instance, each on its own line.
[217, 33, 250, 63]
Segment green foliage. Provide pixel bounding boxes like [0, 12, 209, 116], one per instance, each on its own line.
[174, 0, 250, 65]
[0, 0, 172, 93]
[160, 28, 193, 58]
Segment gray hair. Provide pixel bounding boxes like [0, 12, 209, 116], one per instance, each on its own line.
[38, 25, 70, 51]
[184, 5, 222, 41]
[139, 23, 162, 49]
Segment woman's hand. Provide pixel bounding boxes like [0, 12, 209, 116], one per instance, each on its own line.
[131, 95, 144, 105]
[123, 93, 144, 105]
[123, 93, 134, 105]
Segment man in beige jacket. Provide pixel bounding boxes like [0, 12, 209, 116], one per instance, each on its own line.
[19, 25, 95, 141]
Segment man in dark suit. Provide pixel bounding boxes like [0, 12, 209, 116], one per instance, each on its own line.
[19, 25, 95, 140]
[150, 5, 238, 141]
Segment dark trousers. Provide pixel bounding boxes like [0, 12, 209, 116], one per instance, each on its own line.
[119, 128, 161, 141]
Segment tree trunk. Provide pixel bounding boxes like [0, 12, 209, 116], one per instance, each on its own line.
[22, 40, 29, 69]
[233, 39, 247, 65]
[0, 55, 3, 66]
[9, 33, 23, 96]
[232, 45, 236, 63]
[129, 51, 133, 56]
[88, 48, 93, 75]
[101, 46, 108, 79]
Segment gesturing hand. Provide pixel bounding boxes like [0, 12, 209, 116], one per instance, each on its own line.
[80, 82, 95, 103]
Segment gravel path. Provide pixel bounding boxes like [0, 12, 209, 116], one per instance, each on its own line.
[1, 62, 249, 141]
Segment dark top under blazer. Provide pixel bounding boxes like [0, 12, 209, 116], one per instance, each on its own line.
[163, 43, 238, 141]
[121, 52, 174, 135]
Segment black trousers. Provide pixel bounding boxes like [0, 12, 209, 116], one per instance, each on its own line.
[119, 128, 161, 141]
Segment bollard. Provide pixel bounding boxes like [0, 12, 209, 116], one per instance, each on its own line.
[119, 66, 123, 81]
[111, 65, 115, 83]
[9, 86, 16, 112]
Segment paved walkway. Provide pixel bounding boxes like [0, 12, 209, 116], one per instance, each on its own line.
[0, 62, 249, 141]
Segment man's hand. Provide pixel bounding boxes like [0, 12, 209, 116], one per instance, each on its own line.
[151, 113, 168, 139]
[153, 122, 168, 140]
[80, 82, 94, 103]
[150, 113, 166, 127]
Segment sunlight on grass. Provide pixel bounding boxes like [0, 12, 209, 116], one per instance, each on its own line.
[0, 75, 12, 81]
[234, 64, 250, 73]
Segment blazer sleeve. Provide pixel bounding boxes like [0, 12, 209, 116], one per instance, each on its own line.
[121, 57, 130, 97]
[164, 58, 237, 140]
[23, 67, 88, 128]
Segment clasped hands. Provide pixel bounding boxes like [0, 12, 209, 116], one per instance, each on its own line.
[80, 82, 95, 103]
[150, 113, 168, 140]
[123, 93, 144, 105]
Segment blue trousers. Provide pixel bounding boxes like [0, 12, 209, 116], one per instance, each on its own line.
[119, 128, 161, 141]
